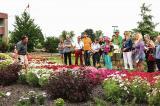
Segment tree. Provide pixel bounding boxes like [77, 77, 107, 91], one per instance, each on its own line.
[95, 30, 103, 39]
[133, 3, 159, 37]
[82, 29, 95, 42]
[44, 36, 59, 53]
[60, 30, 75, 40]
[10, 12, 44, 52]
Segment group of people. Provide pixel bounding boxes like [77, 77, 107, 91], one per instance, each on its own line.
[58, 30, 160, 72]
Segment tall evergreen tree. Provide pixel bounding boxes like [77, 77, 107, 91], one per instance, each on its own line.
[133, 3, 159, 37]
[10, 12, 44, 52]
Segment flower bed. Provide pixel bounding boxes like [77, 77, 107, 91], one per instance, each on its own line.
[21, 56, 160, 105]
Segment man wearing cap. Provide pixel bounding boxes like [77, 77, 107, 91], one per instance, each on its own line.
[73, 36, 84, 66]
[112, 30, 123, 69]
[82, 32, 92, 66]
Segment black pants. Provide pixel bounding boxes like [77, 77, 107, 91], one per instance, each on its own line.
[146, 60, 155, 72]
[84, 50, 91, 66]
[92, 52, 100, 67]
[64, 52, 72, 65]
[156, 59, 160, 71]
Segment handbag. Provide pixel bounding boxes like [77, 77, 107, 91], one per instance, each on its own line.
[148, 54, 155, 61]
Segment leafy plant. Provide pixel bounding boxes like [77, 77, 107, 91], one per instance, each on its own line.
[16, 91, 46, 106]
[39, 76, 48, 87]
[130, 76, 150, 103]
[46, 69, 94, 102]
[16, 97, 31, 106]
[148, 88, 160, 106]
[0, 63, 22, 85]
[26, 72, 39, 87]
[0, 53, 13, 69]
[54, 98, 65, 106]
[94, 97, 106, 106]
[36, 93, 46, 105]
[18, 71, 27, 84]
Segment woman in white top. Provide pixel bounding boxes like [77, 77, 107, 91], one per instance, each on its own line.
[91, 38, 101, 67]
[73, 36, 84, 66]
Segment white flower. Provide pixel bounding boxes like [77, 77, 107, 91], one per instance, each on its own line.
[119, 83, 124, 87]
[124, 86, 127, 91]
[6, 92, 11, 96]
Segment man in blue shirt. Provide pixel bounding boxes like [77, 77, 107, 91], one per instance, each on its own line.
[16, 35, 28, 68]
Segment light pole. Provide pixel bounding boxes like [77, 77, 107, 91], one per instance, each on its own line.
[112, 26, 118, 34]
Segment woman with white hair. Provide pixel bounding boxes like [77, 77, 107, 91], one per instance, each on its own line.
[132, 33, 145, 71]
[144, 34, 155, 72]
[122, 31, 133, 70]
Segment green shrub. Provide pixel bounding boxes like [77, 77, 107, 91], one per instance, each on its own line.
[103, 78, 121, 103]
[54, 98, 65, 106]
[130, 77, 150, 103]
[16, 91, 46, 106]
[26, 72, 39, 87]
[0, 53, 13, 69]
[36, 94, 45, 105]
[39, 76, 49, 87]
[18, 71, 27, 84]
[148, 88, 160, 106]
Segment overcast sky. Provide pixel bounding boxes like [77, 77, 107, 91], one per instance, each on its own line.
[0, 0, 160, 38]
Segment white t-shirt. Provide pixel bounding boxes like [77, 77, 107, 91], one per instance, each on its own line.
[73, 41, 84, 50]
[91, 43, 101, 52]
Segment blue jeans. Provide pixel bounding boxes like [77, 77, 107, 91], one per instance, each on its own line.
[84, 50, 91, 66]
[104, 54, 112, 69]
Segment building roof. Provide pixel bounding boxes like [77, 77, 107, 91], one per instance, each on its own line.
[0, 12, 8, 19]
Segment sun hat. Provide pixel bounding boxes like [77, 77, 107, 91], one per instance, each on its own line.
[114, 29, 119, 33]
[105, 36, 110, 42]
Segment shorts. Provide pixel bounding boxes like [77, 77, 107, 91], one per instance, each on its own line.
[18, 55, 28, 65]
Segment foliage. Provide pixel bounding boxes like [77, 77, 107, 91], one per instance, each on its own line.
[148, 88, 160, 106]
[0, 53, 13, 69]
[0, 40, 8, 53]
[44, 36, 59, 53]
[82, 29, 95, 42]
[95, 30, 103, 39]
[102, 76, 132, 103]
[23, 68, 52, 87]
[16, 91, 46, 106]
[46, 69, 94, 102]
[26, 71, 39, 87]
[0, 63, 22, 85]
[133, 3, 159, 37]
[10, 12, 44, 52]
[59, 30, 75, 40]
[18, 71, 27, 84]
[94, 97, 107, 106]
[130, 76, 150, 103]
[54, 98, 65, 106]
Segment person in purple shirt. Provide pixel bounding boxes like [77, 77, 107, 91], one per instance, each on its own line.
[132, 33, 145, 71]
